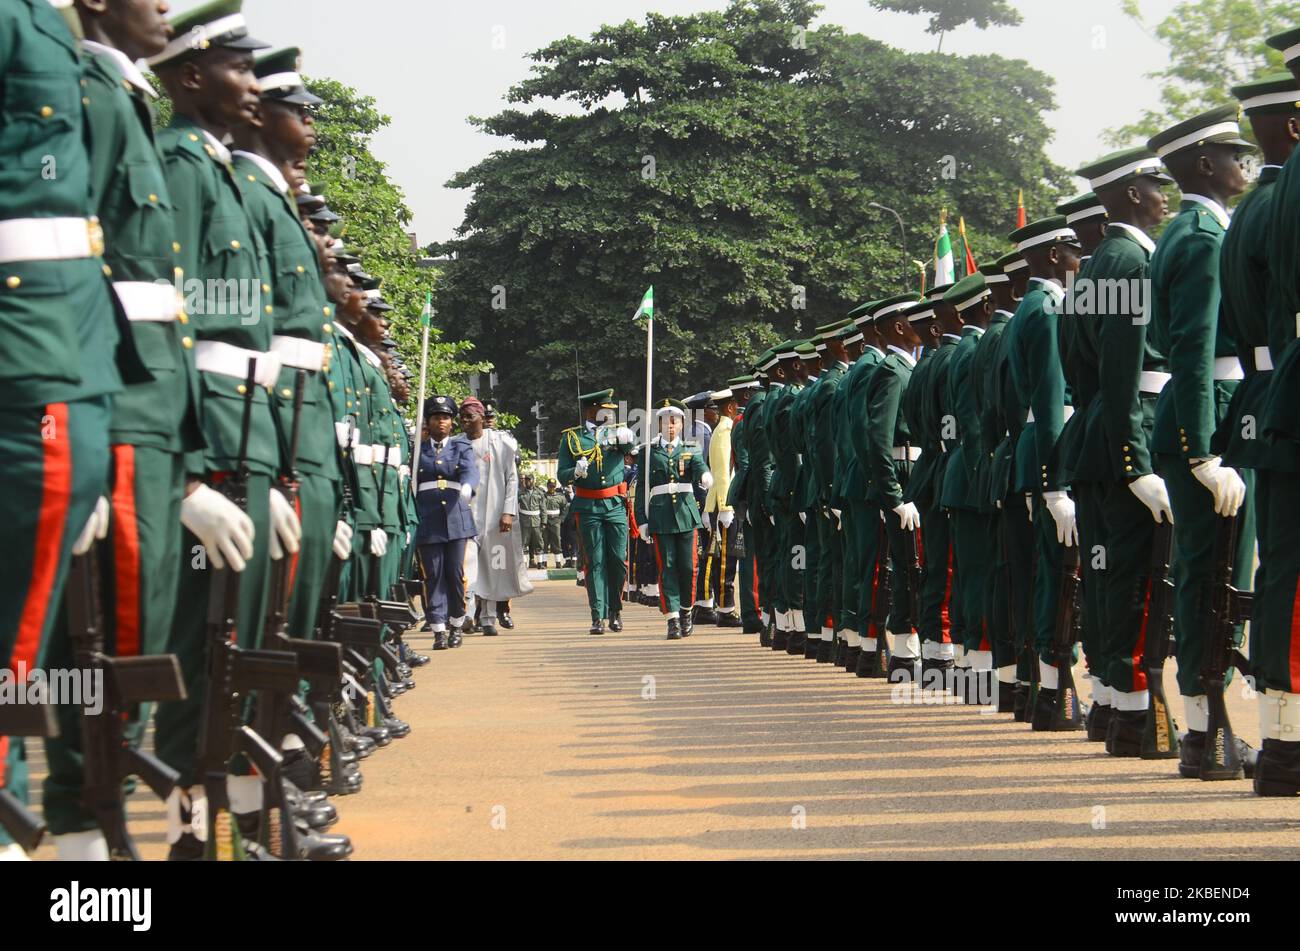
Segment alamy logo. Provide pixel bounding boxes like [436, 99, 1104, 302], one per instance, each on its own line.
[49, 882, 151, 931]
[1043, 272, 1152, 324]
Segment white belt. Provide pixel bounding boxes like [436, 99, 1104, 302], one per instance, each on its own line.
[418, 479, 462, 493]
[891, 446, 921, 462]
[1025, 405, 1075, 425]
[113, 281, 180, 322]
[1213, 356, 1244, 381]
[0, 217, 101, 264]
[334, 421, 355, 449]
[371, 444, 401, 468]
[650, 482, 695, 497]
[1139, 370, 1172, 395]
[519, 510, 541, 517]
[384, 446, 402, 468]
[1255, 347, 1274, 372]
[270, 335, 328, 372]
[194, 340, 281, 388]
[352, 444, 375, 466]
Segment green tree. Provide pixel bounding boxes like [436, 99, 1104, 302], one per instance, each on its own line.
[432, 0, 1064, 439]
[1108, 0, 1300, 145]
[869, 0, 1022, 50]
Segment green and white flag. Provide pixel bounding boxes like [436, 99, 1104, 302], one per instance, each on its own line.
[634, 285, 654, 323]
[420, 292, 433, 328]
[934, 214, 955, 287]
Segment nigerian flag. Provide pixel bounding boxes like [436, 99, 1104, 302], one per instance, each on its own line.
[635, 286, 654, 322]
[934, 214, 955, 287]
[420, 292, 432, 328]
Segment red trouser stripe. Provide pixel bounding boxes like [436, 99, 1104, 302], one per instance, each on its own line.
[689, 533, 698, 608]
[941, 538, 953, 643]
[1289, 575, 1300, 690]
[110, 444, 142, 656]
[13, 403, 73, 675]
[288, 491, 302, 594]
[1132, 574, 1152, 692]
[750, 558, 760, 615]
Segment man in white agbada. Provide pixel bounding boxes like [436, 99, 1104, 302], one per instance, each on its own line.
[459, 398, 532, 634]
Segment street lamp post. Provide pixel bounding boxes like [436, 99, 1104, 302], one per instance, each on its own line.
[869, 201, 909, 290]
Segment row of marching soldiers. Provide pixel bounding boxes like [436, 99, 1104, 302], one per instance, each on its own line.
[713, 51, 1300, 797]
[0, 0, 433, 861]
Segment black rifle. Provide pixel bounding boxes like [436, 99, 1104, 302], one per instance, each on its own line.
[64, 546, 185, 860]
[868, 515, 893, 676]
[264, 369, 307, 642]
[1047, 543, 1085, 730]
[1200, 514, 1254, 780]
[0, 700, 57, 852]
[195, 358, 301, 860]
[1141, 522, 1179, 758]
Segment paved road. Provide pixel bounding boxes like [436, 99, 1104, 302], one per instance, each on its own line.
[26, 579, 1300, 860]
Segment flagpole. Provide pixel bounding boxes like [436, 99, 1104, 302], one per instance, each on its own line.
[411, 292, 433, 488]
[643, 302, 653, 516]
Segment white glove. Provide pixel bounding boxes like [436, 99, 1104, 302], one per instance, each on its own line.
[1042, 490, 1078, 547]
[769, 514, 776, 525]
[181, 484, 255, 572]
[892, 501, 921, 532]
[574, 457, 590, 479]
[369, 528, 388, 557]
[700, 470, 714, 492]
[332, 520, 354, 560]
[72, 496, 110, 556]
[399, 464, 410, 480]
[268, 488, 301, 561]
[702, 512, 711, 531]
[615, 426, 634, 446]
[718, 510, 735, 528]
[830, 507, 843, 529]
[1025, 493, 1034, 523]
[1128, 473, 1174, 524]
[638, 524, 650, 543]
[459, 483, 473, 502]
[1191, 456, 1247, 517]
[798, 511, 807, 524]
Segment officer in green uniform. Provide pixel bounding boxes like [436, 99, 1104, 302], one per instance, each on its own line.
[230, 48, 349, 639]
[940, 273, 994, 693]
[1004, 217, 1084, 729]
[1256, 33, 1300, 793]
[557, 389, 635, 634]
[786, 341, 823, 658]
[1147, 107, 1256, 778]
[765, 341, 808, 653]
[862, 296, 923, 681]
[635, 399, 711, 639]
[146, 0, 306, 859]
[830, 324, 868, 669]
[1075, 147, 1174, 753]
[37, 0, 229, 861]
[518, 474, 545, 568]
[723, 374, 765, 635]
[745, 352, 783, 647]
[542, 478, 565, 567]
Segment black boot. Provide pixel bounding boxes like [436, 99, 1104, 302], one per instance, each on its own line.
[1013, 682, 1031, 722]
[448, 624, 464, 649]
[787, 631, 805, 655]
[772, 627, 789, 651]
[804, 633, 820, 660]
[679, 609, 694, 637]
[666, 616, 682, 640]
[842, 645, 861, 673]
[887, 655, 918, 684]
[816, 638, 834, 663]
[759, 622, 773, 648]
[1104, 708, 1145, 755]
[609, 613, 623, 633]
[588, 618, 605, 636]
[1086, 702, 1112, 741]
[1254, 739, 1300, 796]
[1179, 730, 1257, 780]
[432, 631, 449, 651]
[921, 657, 955, 692]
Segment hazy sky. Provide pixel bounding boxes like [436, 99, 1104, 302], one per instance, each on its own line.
[170, 0, 1182, 243]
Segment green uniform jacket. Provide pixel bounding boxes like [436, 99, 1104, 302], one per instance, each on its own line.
[940, 326, 984, 509]
[743, 388, 775, 514]
[82, 49, 201, 453]
[727, 391, 761, 507]
[830, 358, 864, 508]
[0, 1, 127, 407]
[1149, 199, 1235, 460]
[984, 322, 1022, 506]
[518, 485, 545, 521]
[233, 153, 340, 483]
[791, 376, 821, 512]
[633, 438, 707, 534]
[972, 312, 1012, 512]
[157, 115, 276, 476]
[542, 488, 566, 526]
[844, 348, 885, 502]
[1094, 224, 1164, 482]
[1059, 254, 1103, 482]
[864, 349, 915, 509]
[556, 423, 634, 517]
[1266, 153, 1300, 449]
[1006, 279, 1069, 494]
[766, 383, 802, 516]
[914, 338, 958, 507]
[332, 325, 380, 529]
[808, 362, 848, 507]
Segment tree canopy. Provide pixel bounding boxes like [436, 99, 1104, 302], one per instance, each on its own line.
[431, 0, 1064, 434]
[869, 0, 1022, 46]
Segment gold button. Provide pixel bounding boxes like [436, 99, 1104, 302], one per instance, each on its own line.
[178, 312, 188, 325]
[322, 323, 333, 334]
[1124, 455, 1132, 462]
[40, 106, 53, 118]
[204, 145, 215, 156]
[329, 381, 335, 391]
[182, 337, 193, 349]
[173, 242, 182, 254]
[5, 276, 20, 289]
[282, 388, 292, 398]
[1123, 445, 1130, 452]
[296, 266, 305, 274]
[1183, 446, 1190, 453]
[82, 97, 89, 106]
[230, 240, 241, 250]
[323, 306, 332, 316]
[102, 264, 112, 277]
[365, 387, 371, 394]
[81, 80, 87, 88]
[264, 305, 273, 315]
[174, 267, 183, 279]
[346, 401, 353, 409]
[237, 384, 247, 395]
[149, 193, 158, 203]
[247, 175, 256, 182]
[261, 284, 270, 294]
[1125, 465, 1133, 472]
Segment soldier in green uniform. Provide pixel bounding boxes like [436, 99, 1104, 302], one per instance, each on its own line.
[723, 374, 765, 635]
[862, 296, 924, 681]
[830, 324, 868, 670]
[146, 0, 309, 858]
[1256, 34, 1300, 794]
[1003, 217, 1084, 728]
[519, 474, 545, 568]
[557, 389, 635, 634]
[542, 478, 565, 568]
[940, 273, 995, 693]
[1147, 107, 1256, 777]
[745, 352, 784, 647]
[635, 399, 711, 639]
[1075, 147, 1174, 753]
[787, 342, 823, 658]
[765, 341, 808, 652]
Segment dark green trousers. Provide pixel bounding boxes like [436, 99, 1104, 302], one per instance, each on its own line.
[917, 502, 953, 645]
[1031, 495, 1065, 663]
[883, 505, 917, 635]
[0, 397, 110, 847]
[774, 511, 805, 616]
[1098, 478, 1161, 692]
[651, 530, 696, 615]
[154, 473, 272, 788]
[1254, 468, 1300, 691]
[1074, 480, 1107, 676]
[574, 509, 627, 622]
[839, 505, 860, 634]
[952, 509, 994, 652]
[1157, 455, 1256, 697]
[287, 473, 340, 638]
[737, 520, 763, 626]
[800, 509, 822, 633]
[816, 508, 842, 632]
[853, 501, 884, 638]
[43, 444, 185, 835]
[996, 495, 1035, 678]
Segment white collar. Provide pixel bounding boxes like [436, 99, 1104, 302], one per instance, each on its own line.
[355, 343, 382, 369]
[886, 344, 916, 367]
[1181, 193, 1230, 229]
[201, 128, 232, 165]
[770, 382, 785, 389]
[1262, 164, 1284, 173]
[961, 324, 985, 338]
[995, 309, 1015, 319]
[835, 360, 850, 370]
[81, 40, 155, 97]
[865, 345, 885, 357]
[1110, 222, 1157, 254]
[232, 150, 290, 194]
[430, 436, 449, 450]
[1030, 276, 1065, 302]
[584, 420, 597, 431]
[941, 333, 961, 343]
